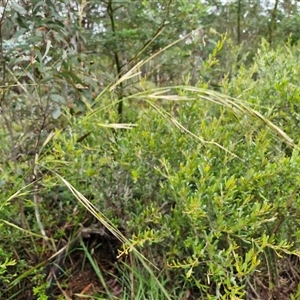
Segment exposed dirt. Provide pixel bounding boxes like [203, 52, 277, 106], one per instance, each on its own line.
[4, 224, 300, 299]
[246, 256, 300, 300]
[4, 222, 123, 300]
[45, 224, 123, 299]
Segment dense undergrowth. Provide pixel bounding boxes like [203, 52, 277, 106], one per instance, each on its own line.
[2, 37, 300, 299]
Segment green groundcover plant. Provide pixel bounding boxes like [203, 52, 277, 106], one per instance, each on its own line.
[2, 31, 300, 299]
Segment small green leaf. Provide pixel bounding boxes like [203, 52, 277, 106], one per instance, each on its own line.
[52, 107, 61, 119]
[11, 1, 27, 15]
[131, 169, 139, 183]
[186, 267, 193, 278]
[50, 94, 66, 105]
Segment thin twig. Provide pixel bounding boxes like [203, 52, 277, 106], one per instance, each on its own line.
[0, 0, 8, 109]
[51, 268, 72, 300]
[245, 277, 260, 299]
[32, 106, 55, 250]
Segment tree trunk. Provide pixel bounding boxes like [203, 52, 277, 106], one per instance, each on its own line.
[268, 0, 279, 46]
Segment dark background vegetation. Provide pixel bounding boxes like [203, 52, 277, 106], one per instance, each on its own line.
[1, 0, 300, 299]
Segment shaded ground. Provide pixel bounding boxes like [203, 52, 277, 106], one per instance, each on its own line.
[46, 223, 123, 300]
[246, 256, 300, 300]
[4, 222, 123, 300]
[3, 223, 300, 299]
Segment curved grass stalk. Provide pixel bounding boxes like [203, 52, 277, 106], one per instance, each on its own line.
[54, 172, 172, 300]
[121, 85, 296, 156]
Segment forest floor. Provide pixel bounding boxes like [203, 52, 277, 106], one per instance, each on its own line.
[6, 217, 300, 300]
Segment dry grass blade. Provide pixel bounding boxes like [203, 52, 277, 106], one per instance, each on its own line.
[41, 131, 56, 151]
[127, 85, 296, 152]
[180, 86, 296, 147]
[147, 100, 242, 160]
[109, 60, 144, 92]
[6, 190, 26, 202]
[240, 105, 295, 147]
[53, 172, 172, 300]
[1, 219, 53, 240]
[108, 30, 195, 94]
[56, 173, 125, 242]
[98, 123, 137, 129]
[140, 30, 196, 70]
